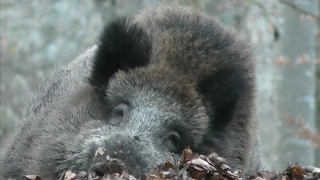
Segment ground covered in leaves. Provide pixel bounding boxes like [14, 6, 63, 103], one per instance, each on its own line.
[5, 147, 320, 180]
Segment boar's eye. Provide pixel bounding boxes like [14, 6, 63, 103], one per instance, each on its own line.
[162, 131, 180, 153]
[110, 103, 129, 125]
[114, 106, 124, 117]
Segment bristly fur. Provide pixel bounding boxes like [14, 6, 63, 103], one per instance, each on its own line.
[89, 2, 260, 173]
[0, 3, 261, 179]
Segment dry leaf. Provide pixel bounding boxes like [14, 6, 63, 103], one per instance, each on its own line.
[275, 56, 290, 67]
[25, 175, 41, 180]
[64, 170, 76, 180]
[95, 147, 106, 157]
[181, 146, 197, 163]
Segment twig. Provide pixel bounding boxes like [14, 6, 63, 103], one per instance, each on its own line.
[279, 0, 320, 20]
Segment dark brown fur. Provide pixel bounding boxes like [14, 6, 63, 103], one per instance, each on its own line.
[0, 3, 261, 179]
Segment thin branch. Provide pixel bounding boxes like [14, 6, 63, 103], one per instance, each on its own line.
[279, 0, 320, 20]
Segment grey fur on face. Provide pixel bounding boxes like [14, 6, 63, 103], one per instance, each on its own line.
[0, 3, 261, 179]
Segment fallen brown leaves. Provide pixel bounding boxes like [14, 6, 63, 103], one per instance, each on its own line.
[14, 147, 320, 180]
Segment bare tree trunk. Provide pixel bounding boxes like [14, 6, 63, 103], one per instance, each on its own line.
[273, 0, 318, 169]
[315, 1, 320, 167]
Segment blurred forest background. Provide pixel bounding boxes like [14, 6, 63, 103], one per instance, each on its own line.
[0, 0, 319, 171]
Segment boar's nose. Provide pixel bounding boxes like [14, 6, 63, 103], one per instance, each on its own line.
[91, 133, 162, 178]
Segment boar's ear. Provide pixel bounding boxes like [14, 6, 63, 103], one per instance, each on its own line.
[197, 66, 250, 130]
[89, 17, 151, 89]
